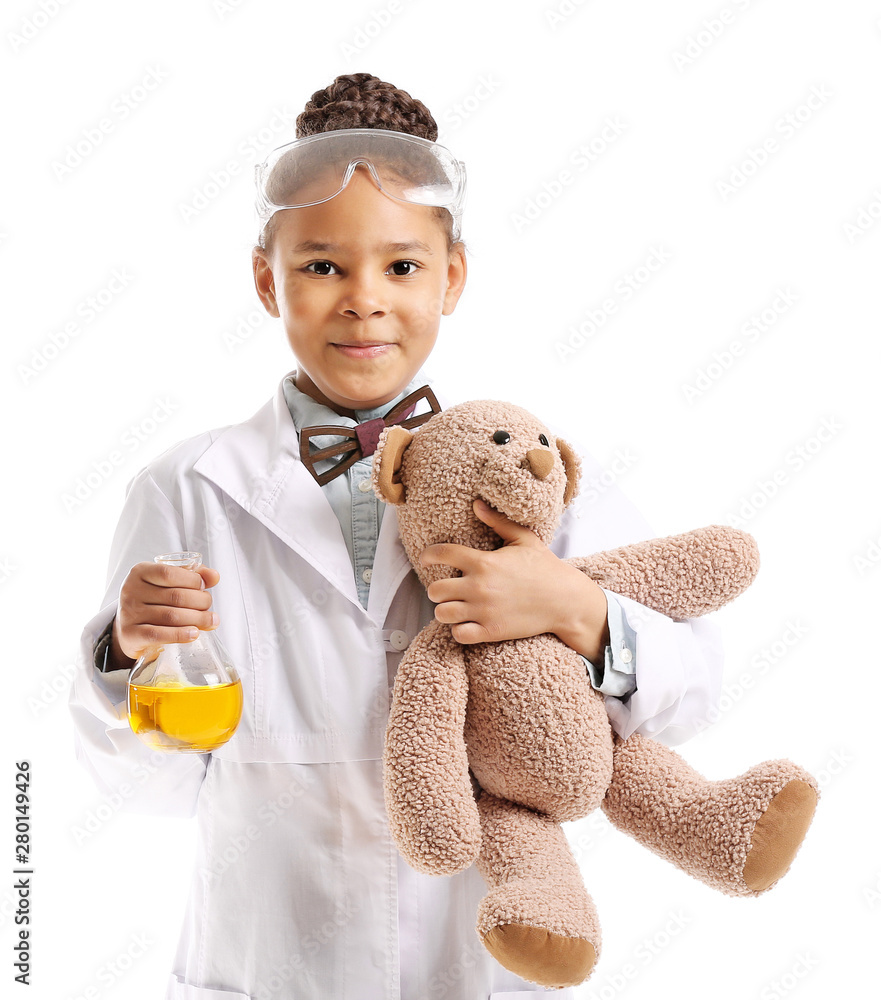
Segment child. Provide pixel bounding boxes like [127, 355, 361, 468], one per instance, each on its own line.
[70, 72, 723, 1000]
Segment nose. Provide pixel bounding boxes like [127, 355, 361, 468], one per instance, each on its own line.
[524, 449, 554, 480]
[339, 268, 389, 320]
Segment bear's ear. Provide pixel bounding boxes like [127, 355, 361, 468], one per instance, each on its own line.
[373, 426, 413, 505]
[557, 438, 582, 508]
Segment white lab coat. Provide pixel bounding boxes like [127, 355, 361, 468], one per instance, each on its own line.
[69, 372, 722, 1000]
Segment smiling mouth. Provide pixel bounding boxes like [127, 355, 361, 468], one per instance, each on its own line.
[333, 341, 391, 347]
[332, 342, 395, 358]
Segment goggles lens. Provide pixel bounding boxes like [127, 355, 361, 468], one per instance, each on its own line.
[255, 128, 466, 237]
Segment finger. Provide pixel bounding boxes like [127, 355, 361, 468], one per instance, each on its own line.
[139, 584, 215, 612]
[473, 499, 536, 544]
[450, 621, 492, 644]
[132, 603, 219, 633]
[432, 600, 473, 625]
[198, 566, 221, 589]
[138, 562, 208, 592]
[122, 622, 204, 658]
[425, 577, 470, 604]
[420, 542, 481, 570]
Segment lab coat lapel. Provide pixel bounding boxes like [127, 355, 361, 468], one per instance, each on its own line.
[193, 377, 362, 610]
[366, 503, 412, 624]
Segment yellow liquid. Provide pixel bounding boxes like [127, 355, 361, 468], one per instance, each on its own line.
[127, 680, 243, 753]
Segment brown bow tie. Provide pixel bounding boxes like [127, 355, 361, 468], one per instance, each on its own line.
[299, 386, 441, 486]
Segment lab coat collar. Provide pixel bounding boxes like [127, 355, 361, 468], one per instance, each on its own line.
[192, 370, 452, 626]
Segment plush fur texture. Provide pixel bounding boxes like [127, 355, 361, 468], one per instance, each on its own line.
[373, 401, 818, 989]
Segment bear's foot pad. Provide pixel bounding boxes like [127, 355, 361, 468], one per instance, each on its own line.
[743, 779, 818, 892]
[482, 922, 597, 988]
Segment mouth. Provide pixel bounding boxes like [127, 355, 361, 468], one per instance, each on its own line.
[332, 341, 396, 360]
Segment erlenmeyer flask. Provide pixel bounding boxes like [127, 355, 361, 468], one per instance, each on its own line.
[127, 552, 243, 753]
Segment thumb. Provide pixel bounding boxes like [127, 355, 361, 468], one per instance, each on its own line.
[473, 498, 533, 544]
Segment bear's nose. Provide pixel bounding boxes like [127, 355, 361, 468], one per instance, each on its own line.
[524, 449, 554, 480]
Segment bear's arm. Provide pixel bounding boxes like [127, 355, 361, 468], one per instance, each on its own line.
[567, 525, 759, 620]
[383, 620, 481, 876]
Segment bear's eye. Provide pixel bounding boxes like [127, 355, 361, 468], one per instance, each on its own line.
[492, 430, 511, 445]
[539, 433, 549, 447]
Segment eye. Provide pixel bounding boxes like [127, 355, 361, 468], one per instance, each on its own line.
[539, 434, 549, 447]
[305, 260, 337, 275]
[388, 260, 419, 276]
[492, 430, 511, 445]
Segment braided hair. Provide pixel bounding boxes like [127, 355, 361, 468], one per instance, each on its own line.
[296, 72, 439, 141]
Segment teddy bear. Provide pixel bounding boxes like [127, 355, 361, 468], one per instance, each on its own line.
[372, 400, 818, 989]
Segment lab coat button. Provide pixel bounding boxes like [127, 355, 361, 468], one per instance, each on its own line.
[619, 647, 633, 663]
[389, 630, 410, 651]
[358, 478, 373, 493]
[362, 568, 373, 584]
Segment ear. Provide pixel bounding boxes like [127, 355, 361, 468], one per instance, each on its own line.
[251, 247, 280, 318]
[557, 438, 582, 507]
[373, 426, 413, 505]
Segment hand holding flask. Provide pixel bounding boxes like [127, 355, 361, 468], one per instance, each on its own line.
[126, 552, 242, 753]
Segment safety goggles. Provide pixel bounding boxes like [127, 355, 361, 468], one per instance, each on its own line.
[254, 128, 466, 240]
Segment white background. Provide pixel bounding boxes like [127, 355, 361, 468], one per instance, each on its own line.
[2, 0, 879, 998]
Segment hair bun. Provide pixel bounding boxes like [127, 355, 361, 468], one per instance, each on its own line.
[296, 72, 439, 141]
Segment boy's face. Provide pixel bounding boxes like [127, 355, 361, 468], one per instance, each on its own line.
[252, 166, 467, 415]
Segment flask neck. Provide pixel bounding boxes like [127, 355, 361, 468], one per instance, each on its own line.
[155, 551, 202, 571]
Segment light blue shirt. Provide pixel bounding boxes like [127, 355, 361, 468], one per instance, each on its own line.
[281, 373, 420, 608]
[283, 374, 638, 700]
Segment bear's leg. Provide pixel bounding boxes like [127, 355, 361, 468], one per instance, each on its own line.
[475, 791, 599, 988]
[601, 733, 818, 897]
